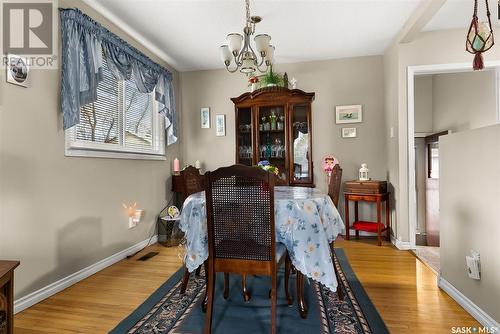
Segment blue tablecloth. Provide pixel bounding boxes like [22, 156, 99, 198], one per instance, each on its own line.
[179, 186, 345, 292]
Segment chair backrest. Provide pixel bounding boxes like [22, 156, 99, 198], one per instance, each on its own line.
[181, 165, 204, 197]
[328, 164, 342, 208]
[205, 165, 275, 263]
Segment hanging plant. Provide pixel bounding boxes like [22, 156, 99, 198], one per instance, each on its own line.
[466, 0, 495, 70]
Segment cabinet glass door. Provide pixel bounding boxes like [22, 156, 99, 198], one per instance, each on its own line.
[236, 107, 253, 166]
[291, 104, 312, 184]
[257, 105, 288, 184]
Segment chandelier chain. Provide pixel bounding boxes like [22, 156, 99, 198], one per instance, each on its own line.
[245, 0, 250, 24]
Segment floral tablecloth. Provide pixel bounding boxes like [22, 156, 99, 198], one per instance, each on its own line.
[179, 186, 345, 292]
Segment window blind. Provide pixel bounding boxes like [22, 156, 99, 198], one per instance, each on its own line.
[76, 56, 119, 145]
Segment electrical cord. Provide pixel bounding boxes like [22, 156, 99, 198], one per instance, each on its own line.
[126, 195, 174, 259]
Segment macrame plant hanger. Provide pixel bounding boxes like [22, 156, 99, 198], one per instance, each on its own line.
[466, 0, 495, 70]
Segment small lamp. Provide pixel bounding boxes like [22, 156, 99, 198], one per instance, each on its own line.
[359, 163, 369, 181]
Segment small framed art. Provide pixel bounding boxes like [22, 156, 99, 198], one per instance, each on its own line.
[335, 105, 362, 124]
[201, 107, 210, 128]
[342, 127, 357, 138]
[215, 114, 226, 136]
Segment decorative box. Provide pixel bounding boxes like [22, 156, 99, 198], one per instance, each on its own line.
[344, 180, 387, 194]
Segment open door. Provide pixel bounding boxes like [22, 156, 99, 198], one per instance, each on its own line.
[425, 131, 448, 246]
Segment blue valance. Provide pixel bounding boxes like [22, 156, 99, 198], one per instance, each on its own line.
[59, 8, 177, 145]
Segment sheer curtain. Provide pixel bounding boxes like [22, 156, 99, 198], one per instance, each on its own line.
[59, 8, 177, 145]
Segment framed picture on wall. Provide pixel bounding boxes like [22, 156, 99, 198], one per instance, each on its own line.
[342, 127, 357, 138]
[201, 107, 210, 128]
[215, 114, 226, 136]
[335, 105, 362, 124]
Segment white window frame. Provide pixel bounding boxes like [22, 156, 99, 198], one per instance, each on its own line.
[65, 86, 166, 161]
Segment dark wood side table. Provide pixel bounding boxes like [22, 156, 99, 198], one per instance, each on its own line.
[0, 261, 20, 334]
[344, 192, 390, 246]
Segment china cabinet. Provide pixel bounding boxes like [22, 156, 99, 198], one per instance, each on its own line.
[231, 86, 315, 186]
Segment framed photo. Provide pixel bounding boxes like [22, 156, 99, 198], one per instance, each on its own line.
[335, 105, 362, 124]
[342, 127, 357, 138]
[215, 114, 226, 137]
[6, 54, 30, 87]
[201, 107, 210, 128]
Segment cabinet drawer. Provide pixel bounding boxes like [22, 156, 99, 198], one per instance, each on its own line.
[345, 194, 378, 202]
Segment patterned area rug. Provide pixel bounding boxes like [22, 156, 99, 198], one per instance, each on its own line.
[110, 249, 387, 334]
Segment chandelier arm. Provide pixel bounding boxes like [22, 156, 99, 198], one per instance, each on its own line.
[225, 64, 240, 73]
[255, 62, 269, 73]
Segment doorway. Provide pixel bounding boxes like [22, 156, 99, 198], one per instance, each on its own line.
[408, 65, 500, 273]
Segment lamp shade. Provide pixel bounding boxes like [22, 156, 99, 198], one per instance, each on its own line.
[265, 45, 275, 62]
[240, 55, 256, 74]
[254, 34, 271, 53]
[220, 45, 232, 64]
[227, 33, 243, 55]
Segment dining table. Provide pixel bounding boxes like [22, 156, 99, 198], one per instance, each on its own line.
[179, 185, 345, 318]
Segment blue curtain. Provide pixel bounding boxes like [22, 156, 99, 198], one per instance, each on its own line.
[59, 8, 177, 145]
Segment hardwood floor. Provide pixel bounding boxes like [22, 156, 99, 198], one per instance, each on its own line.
[14, 239, 479, 333]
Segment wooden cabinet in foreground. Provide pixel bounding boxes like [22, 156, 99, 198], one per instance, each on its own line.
[231, 87, 315, 187]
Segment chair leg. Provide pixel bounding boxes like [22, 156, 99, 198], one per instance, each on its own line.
[242, 275, 251, 302]
[223, 273, 230, 299]
[284, 254, 293, 305]
[271, 269, 277, 334]
[330, 242, 344, 300]
[296, 271, 308, 319]
[180, 267, 190, 294]
[202, 261, 209, 312]
[203, 261, 215, 334]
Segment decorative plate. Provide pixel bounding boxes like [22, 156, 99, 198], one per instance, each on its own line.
[167, 206, 180, 219]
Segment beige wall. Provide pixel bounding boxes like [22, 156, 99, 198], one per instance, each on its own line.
[384, 27, 500, 245]
[440, 124, 500, 322]
[433, 71, 497, 133]
[384, 27, 500, 323]
[415, 71, 497, 134]
[0, 0, 181, 299]
[414, 76, 433, 133]
[180, 56, 388, 223]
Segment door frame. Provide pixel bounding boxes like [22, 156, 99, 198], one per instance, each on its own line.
[407, 62, 500, 249]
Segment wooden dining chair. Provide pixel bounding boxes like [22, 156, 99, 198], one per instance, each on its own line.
[180, 166, 204, 294]
[328, 164, 342, 208]
[203, 165, 292, 334]
[327, 164, 344, 300]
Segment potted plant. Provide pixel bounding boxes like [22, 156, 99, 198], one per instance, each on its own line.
[261, 66, 283, 87]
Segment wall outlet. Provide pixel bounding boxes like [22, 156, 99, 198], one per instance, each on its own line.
[128, 217, 137, 229]
[466, 250, 481, 280]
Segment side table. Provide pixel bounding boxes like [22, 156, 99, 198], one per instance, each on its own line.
[344, 192, 390, 246]
[0, 261, 20, 334]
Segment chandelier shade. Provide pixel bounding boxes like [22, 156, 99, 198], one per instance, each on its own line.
[220, 0, 275, 74]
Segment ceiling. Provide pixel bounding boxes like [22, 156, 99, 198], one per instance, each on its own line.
[424, 0, 500, 32]
[89, 0, 422, 72]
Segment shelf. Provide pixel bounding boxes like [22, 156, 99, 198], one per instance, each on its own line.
[352, 221, 388, 233]
[260, 129, 284, 133]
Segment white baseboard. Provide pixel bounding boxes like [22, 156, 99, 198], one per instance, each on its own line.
[438, 275, 500, 330]
[390, 235, 413, 250]
[14, 235, 158, 314]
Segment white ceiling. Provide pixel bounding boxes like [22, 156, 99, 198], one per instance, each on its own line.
[89, 0, 422, 72]
[424, 0, 499, 32]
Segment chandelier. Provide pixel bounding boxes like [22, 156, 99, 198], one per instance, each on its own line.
[219, 0, 274, 74]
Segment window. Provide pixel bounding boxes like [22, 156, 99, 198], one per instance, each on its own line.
[65, 56, 165, 160]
